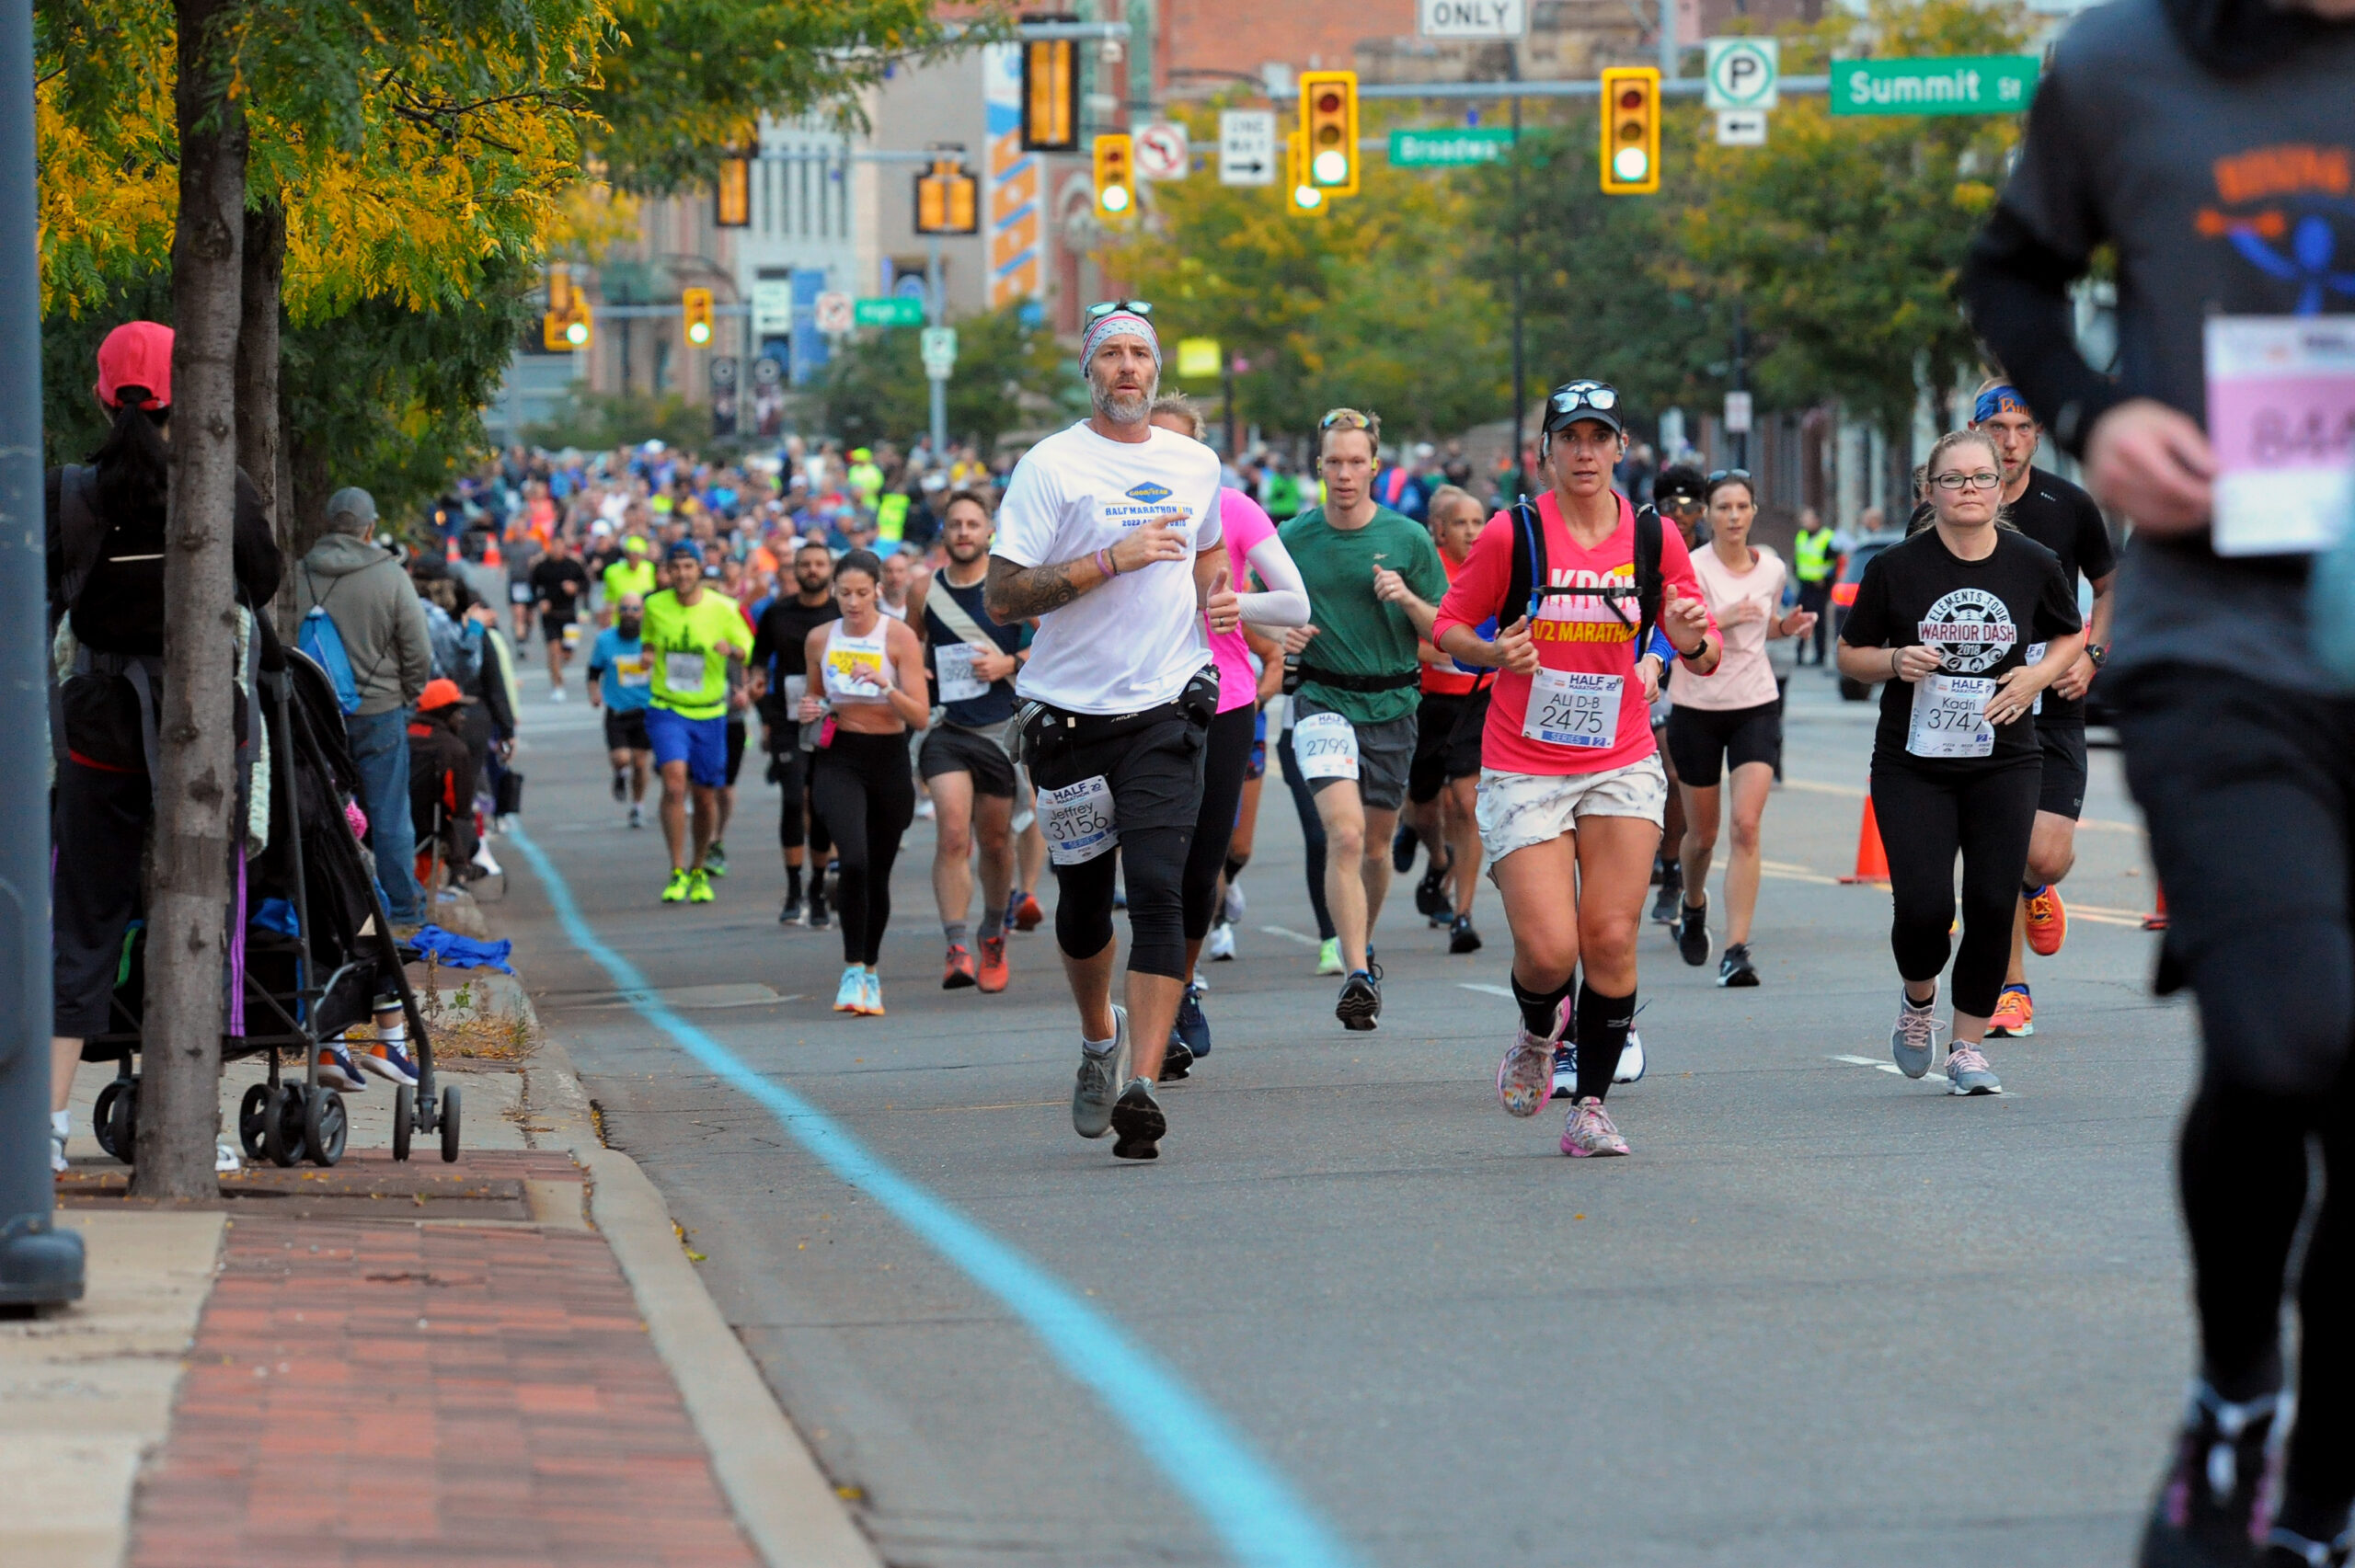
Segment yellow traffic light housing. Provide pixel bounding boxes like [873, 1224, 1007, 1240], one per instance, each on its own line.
[543, 267, 592, 350]
[715, 155, 752, 227]
[1600, 66, 1661, 195]
[1094, 133, 1135, 222]
[914, 157, 980, 235]
[682, 288, 714, 348]
[1020, 36, 1077, 151]
[1298, 69, 1359, 198]
[1287, 129, 1324, 216]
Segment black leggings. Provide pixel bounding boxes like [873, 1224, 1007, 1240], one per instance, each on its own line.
[810, 729, 915, 966]
[1278, 717, 1338, 943]
[2120, 665, 2355, 1524]
[1182, 704, 1257, 942]
[1032, 706, 1203, 981]
[1869, 757, 2039, 1019]
[772, 745, 832, 857]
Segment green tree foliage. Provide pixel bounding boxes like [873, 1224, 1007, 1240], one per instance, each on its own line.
[811, 304, 1073, 452]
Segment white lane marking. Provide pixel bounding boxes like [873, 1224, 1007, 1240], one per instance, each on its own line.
[1760, 859, 1841, 886]
[1828, 1052, 2014, 1094]
[1831, 1052, 1907, 1077]
[1258, 925, 1321, 947]
[1459, 983, 1517, 1000]
[1782, 774, 2142, 836]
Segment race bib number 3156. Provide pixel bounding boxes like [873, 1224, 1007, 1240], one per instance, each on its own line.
[1040, 774, 1118, 865]
[1522, 669, 1623, 750]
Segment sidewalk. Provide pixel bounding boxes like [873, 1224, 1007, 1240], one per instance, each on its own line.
[5, 888, 878, 1568]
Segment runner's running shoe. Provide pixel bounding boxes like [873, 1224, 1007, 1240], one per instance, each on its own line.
[1415, 856, 1450, 921]
[1989, 983, 2036, 1037]
[1337, 969, 1382, 1032]
[1498, 1024, 1559, 1118]
[1449, 914, 1483, 955]
[2024, 883, 2067, 956]
[1946, 1044, 2002, 1095]
[1674, 902, 1712, 967]
[1550, 1043, 1578, 1101]
[2257, 1528, 2349, 1566]
[1110, 1077, 1166, 1161]
[705, 840, 728, 876]
[1392, 822, 1419, 875]
[661, 868, 690, 904]
[977, 935, 1009, 993]
[687, 866, 715, 903]
[778, 898, 797, 924]
[611, 769, 628, 804]
[50, 1123, 67, 1173]
[1316, 937, 1344, 977]
[1159, 1038, 1194, 1082]
[1891, 991, 1940, 1079]
[2136, 1383, 2280, 1568]
[1174, 982, 1212, 1060]
[1013, 891, 1044, 932]
[1649, 860, 1683, 925]
[1222, 883, 1246, 924]
[943, 944, 978, 990]
[808, 883, 830, 929]
[1718, 943, 1759, 987]
[1561, 1097, 1630, 1157]
[1614, 1028, 1648, 1085]
[833, 967, 866, 1013]
[628, 803, 645, 830]
[360, 1039, 419, 1088]
[1205, 922, 1237, 961]
[1072, 1006, 1130, 1139]
[860, 970, 885, 1017]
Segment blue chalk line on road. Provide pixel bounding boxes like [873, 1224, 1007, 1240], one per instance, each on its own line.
[509, 826, 1363, 1568]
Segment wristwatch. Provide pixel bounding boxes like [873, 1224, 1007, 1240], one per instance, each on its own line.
[2086, 642, 2109, 670]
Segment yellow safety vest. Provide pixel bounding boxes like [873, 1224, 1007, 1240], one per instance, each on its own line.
[1794, 527, 1834, 584]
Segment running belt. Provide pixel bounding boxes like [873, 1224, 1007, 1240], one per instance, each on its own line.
[1295, 664, 1422, 693]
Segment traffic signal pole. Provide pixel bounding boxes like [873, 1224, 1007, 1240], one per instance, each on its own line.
[926, 233, 948, 464]
[1509, 55, 1526, 503]
[0, 0, 86, 1309]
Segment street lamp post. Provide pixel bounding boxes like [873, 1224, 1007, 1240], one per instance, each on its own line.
[925, 232, 948, 464]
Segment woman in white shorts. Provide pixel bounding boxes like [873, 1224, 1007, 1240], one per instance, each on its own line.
[1432, 381, 1721, 1157]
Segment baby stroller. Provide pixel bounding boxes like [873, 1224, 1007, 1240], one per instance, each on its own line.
[84, 644, 462, 1168]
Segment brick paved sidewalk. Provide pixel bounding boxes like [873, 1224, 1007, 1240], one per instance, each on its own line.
[121, 1152, 759, 1568]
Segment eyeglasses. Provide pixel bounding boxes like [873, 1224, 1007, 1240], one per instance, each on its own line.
[1707, 468, 1751, 483]
[1548, 382, 1619, 416]
[1932, 470, 2003, 491]
[1085, 300, 1154, 322]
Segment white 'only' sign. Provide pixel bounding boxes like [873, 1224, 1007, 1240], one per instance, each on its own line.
[1419, 0, 1527, 40]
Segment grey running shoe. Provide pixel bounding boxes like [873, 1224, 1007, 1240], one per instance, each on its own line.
[1946, 1043, 2003, 1096]
[1560, 1097, 1631, 1157]
[1648, 860, 1682, 925]
[1072, 1005, 1131, 1139]
[1110, 1077, 1166, 1161]
[1890, 992, 1940, 1080]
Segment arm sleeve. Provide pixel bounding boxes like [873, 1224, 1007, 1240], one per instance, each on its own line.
[991, 456, 1056, 569]
[1657, 526, 1719, 673]
[1430, 511, 1515, 645]
[1238, 533, 1310, 628]
[1839, 557, 1893, 648]
[585, 632, 610, 680]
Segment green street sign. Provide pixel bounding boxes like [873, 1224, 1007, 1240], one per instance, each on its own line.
[1388, 128, 1515, 167]
[1830, 55, 2039, 116]
[854, 296, 925, 328]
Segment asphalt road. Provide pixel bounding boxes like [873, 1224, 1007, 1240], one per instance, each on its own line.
[490, 663, 2193, 1568]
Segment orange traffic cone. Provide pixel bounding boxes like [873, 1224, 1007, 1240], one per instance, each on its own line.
[2142, 886, 2168, 932]
[484, 535, 504, 568]
[1840, 795, 1890, 884]
[444, 534, 460, 563]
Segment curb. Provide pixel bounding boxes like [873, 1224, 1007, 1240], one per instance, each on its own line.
[522, 1032, 883, 1568]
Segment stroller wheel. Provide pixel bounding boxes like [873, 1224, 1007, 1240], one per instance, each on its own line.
[264, 1082, 306, 1168]
[392, 1085, 415, 1162]
[103, 1078, 139, 1166]
[93, 1080, 125, 1160]
[439, 1084, 463, 1163]
[304, 1088, 348, 1168]
[237, 1083, 272, 1161]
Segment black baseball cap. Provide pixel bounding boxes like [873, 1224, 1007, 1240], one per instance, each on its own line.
[1540, 380, 1624, 437]
[1657, 464, 1708, 506]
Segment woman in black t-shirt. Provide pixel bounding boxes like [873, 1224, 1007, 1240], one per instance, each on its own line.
[1836, 429, 2083, 1097]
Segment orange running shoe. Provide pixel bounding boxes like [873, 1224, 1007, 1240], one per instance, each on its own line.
[1014, 892, 1045, 933]
[1987, 984, 2035, 1037]
[942, 944, 978, 990]
[2024, 884, 2067, 956]
[977, 934, 1009, 993]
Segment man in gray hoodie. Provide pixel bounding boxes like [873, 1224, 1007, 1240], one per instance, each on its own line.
[294, 487, 433, 924]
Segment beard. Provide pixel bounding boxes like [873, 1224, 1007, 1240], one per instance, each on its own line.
[1088, 368, 1156, 424]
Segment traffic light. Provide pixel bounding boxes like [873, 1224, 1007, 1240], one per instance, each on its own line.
[1599, 66, 1661, 195]
[914, 157, 980, 235]
[1298, 69, 1359, 197]
[1287, 129, 1324, 216]
[681, 288, 714, 348]
[1094, 133, 1135, 222]
[544, 298, 592, 351]
[1020, 35, 1076, 151]
[714, 155, 752, 227]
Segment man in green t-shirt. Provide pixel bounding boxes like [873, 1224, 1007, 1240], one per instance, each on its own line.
[602, 535, 657, 626]
[1279, 407, 1448, 1032]
[641, 542, 748, 905]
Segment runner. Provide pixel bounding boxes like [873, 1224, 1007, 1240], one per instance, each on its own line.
[642, 541, 748, 905]
[749, 541, 838, 925]
[1961, 9, 2355, 1559]
[600, 533, 657, 627]
[985, 301, 1237, 1161]
[1404, 483, 1491, 955]
[585, 590, 654, 828]
[1147, 394, 1309, 1070]
[1662, 470, 1817, 985]
[797, 549, 929, 1017]
[529, 532, 591, 698]
[1204, 627, 1284, 963]
[1832, 428, 2083, 1098]
[1434, 380, 1720, 1158]
[1274, 697, 1344, 975]
[1279, 407, 1450, 1030]
[908, 489, 1025, 994]
[1967, 382, 2118, 1040]
[1791, 507, 1836, 667]
[1648, 464, 1708, 925]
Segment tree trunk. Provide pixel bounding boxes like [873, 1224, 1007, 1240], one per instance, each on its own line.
[236, 199, 290, 637]
[288, 429, 331, 559]
[133, 0, 246, 1199]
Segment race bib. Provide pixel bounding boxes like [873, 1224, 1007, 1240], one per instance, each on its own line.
[1292, 710, 1360, 781]
[615, 654, 651, 689]
[663, 650, 707, 691]
[509, 583, 533, 603]
[1907, 673, 1995, 759]
[826, 647, 889, 700]
[2024, 641, 2045, 715]
[936, 644, 988, 704]
[1522, 669, 1624, 751]
[562, 623, 582, 648]
[1040, 774, 1118, 865]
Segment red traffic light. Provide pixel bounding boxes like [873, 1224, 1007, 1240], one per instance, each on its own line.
[1619, 88, 1645, 110]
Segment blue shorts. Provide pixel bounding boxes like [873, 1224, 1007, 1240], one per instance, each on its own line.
[646, 706, 729, 788]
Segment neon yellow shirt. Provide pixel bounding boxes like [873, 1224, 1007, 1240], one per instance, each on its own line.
[641, 588, 744, 719]
[603, 558, 657, 604]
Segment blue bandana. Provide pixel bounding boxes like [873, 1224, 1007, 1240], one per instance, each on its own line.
[1973, 384, 2030, 425]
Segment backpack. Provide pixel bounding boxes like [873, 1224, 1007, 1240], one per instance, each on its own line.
[1499, 494, 1667, 652]
[298, 605, 363, 715]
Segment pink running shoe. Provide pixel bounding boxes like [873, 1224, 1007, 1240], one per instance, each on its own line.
[1498, 1015, 1563, 1118]
[1561, 1097, 1630, 1157]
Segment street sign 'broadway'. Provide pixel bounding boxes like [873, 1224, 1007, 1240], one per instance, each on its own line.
[1389, 128, 1515, 167]
[1831, 55, 2039, 116]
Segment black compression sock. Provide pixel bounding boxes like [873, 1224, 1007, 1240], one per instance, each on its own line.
[1574, 983, 1637, 1102]
[787, 866, 803, 900]
[1511, 975, 1574, 1038]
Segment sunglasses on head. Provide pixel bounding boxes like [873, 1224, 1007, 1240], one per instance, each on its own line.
[1548, 382, 1619, 416]
[1085, 300, 1154, 321]
[1708, 467, 1751, 484]
[1319, 408, 1374, 431]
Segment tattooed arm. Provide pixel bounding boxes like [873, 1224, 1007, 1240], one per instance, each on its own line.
[983, 511, 1190, 624]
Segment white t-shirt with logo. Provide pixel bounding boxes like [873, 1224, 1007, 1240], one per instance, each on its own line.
[995, 421, 1224, 715]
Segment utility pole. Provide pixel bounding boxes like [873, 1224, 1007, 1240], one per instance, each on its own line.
[1659, 0, 1677, 80]
[1509, 52, 1526, 501]
[0, 0, 86, 1306]
[1731, 295, 1750, 473]
[925, 232, 948, 463]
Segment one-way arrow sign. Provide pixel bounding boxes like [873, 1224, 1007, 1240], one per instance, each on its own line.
[1219, 109, 1276, 188]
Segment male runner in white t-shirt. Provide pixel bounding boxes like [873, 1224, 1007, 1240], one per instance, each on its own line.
[986, 304, 1241, 1162]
